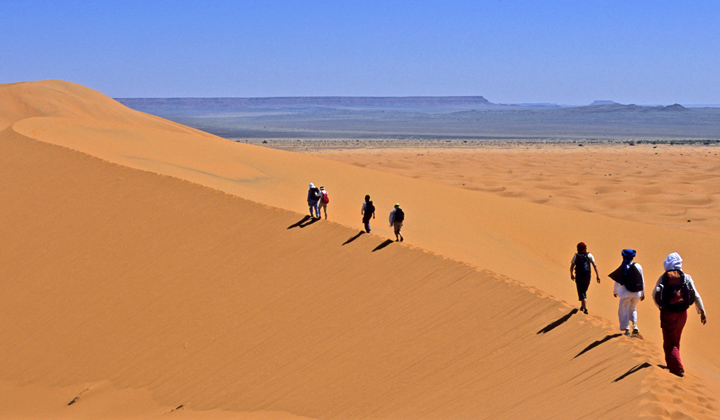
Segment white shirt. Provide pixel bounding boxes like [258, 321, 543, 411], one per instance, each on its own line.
[613, 262, 644, 298]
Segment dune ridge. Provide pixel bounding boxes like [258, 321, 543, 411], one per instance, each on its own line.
[2, 80, 719, 418]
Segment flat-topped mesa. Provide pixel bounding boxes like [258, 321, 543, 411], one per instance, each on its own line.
[117, 95, 494, 110]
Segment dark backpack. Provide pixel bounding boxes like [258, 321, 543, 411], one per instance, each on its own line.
[623, 263, 644, 292]
[574, 253, 591, 277]
[365, 201, 375, 214]
[654, 270, 696, 312]
[395, 208, 405, 222]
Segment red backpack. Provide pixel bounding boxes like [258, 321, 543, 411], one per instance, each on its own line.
[321, 190, 329, 203]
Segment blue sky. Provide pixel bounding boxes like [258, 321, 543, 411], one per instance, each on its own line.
[2, 0, 718, 104]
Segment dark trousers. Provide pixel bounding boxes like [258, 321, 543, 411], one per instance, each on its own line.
[661, 309, 687, 374]
[363, 218, 371, 233]
[575, 273, 591, 300]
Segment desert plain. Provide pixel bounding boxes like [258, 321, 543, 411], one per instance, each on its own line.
[1, 80, 720, 419]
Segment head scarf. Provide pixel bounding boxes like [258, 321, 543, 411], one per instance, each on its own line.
[309, 183, 315, 189]
[577, 242, 587, 253]
[664, 252, 683, 272]
[619, 249, 636, 275]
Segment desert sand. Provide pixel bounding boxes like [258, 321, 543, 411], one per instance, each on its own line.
[1, 80, 719, 419]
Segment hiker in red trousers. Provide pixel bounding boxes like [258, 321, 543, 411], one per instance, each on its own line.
[652, 252, 707, 377]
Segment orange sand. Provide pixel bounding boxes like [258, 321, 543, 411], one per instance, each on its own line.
[1, 80, 719, 419]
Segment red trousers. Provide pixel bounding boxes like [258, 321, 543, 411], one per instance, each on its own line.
[660, 309, 687, 374]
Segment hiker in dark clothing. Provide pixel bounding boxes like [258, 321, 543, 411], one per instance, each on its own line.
[361, 195, 375, 233]
[570, 242, 600, 314]
[608, 249, 645, 337]
[307, 183, 321, 219]
[652, 252, 707, 377]
[389, 203, 404, 242]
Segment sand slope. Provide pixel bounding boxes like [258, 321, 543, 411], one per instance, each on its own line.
[1, 80, 719, 418]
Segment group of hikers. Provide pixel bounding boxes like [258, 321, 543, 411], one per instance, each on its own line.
[571, 243, 707, 377]
[305, 182, 706, 378]
[307, 183, 405, 242]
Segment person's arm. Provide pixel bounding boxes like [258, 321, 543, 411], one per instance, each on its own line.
[636, 264, 645, 300]
[613, 280, 620, 298]
[361, 202, 366, 215]
[570, 262, 576, 281]
[589, 254, 600, 283]
[687, 276, 707, 324]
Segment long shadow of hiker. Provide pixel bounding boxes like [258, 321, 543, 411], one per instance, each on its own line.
[613, 362, 652, 382]
[574, 334, 624, 359]
[537, 309, 578, 334]
[372, 239, 394, 252]
[287, 215, 319, 229]
[343, 231, 365, 245]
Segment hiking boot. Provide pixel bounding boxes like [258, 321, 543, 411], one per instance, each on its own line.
[582, 308, 588, 314]
[672, 370, 685, 377]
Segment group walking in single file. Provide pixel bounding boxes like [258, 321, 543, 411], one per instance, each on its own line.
[569, 242, 707, 376]
[305, 182, 707, 378]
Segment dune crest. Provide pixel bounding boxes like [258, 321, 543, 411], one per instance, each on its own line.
[2, 80, 719, 418]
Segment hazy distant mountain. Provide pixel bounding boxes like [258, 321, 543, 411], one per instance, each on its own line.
[117, 96, 720, 141]
[118, 96, 496, 112]
[589, 100, 617, 106]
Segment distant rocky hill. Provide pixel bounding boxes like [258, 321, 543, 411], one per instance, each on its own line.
[118, 96, 494, 110]
[117, 96, 719, 141]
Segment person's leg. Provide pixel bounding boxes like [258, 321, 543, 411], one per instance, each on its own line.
[314, 201, 320, 218]
[628, 296, 640, 332]
[322, 203, 327, 219]
[576, 275, 590, 313]
[661, 310, 687, 375]
[618, 298, 630, 333]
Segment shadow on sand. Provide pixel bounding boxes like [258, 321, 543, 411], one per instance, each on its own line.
[613, 362, 653, 383]
[287, 215, 320, 229]
[343, 231, 365, 246]
[574, 334, 624, 359]
[536, 309, 578, 335]
[372, 239, 394, 252]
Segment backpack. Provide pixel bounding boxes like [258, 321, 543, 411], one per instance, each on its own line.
[321, 191, 329, 203]
[395, 208, 405, 222]
[574, 253, 591, 277]
[623, 263, 644, 292]
[365, 201, 375, 214]
[654, 270, 696, 312]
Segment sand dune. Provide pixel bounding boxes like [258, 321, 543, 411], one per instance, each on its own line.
[2, 80, 720, 418]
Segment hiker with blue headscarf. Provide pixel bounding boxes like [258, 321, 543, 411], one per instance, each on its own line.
[608, 249, 645, 337]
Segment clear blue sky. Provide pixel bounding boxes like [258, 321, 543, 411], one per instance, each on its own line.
[2, 0, 718, 104]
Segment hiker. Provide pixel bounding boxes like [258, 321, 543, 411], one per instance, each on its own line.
[608, 249, 645, 337]
[319, 186, 329, 220]
[307, 183, 321, 219]
[570, 242, 600, 314]
[652, 252, 707, 377]
[389, 203, 404, 242]
[361, 195, 375, 233]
